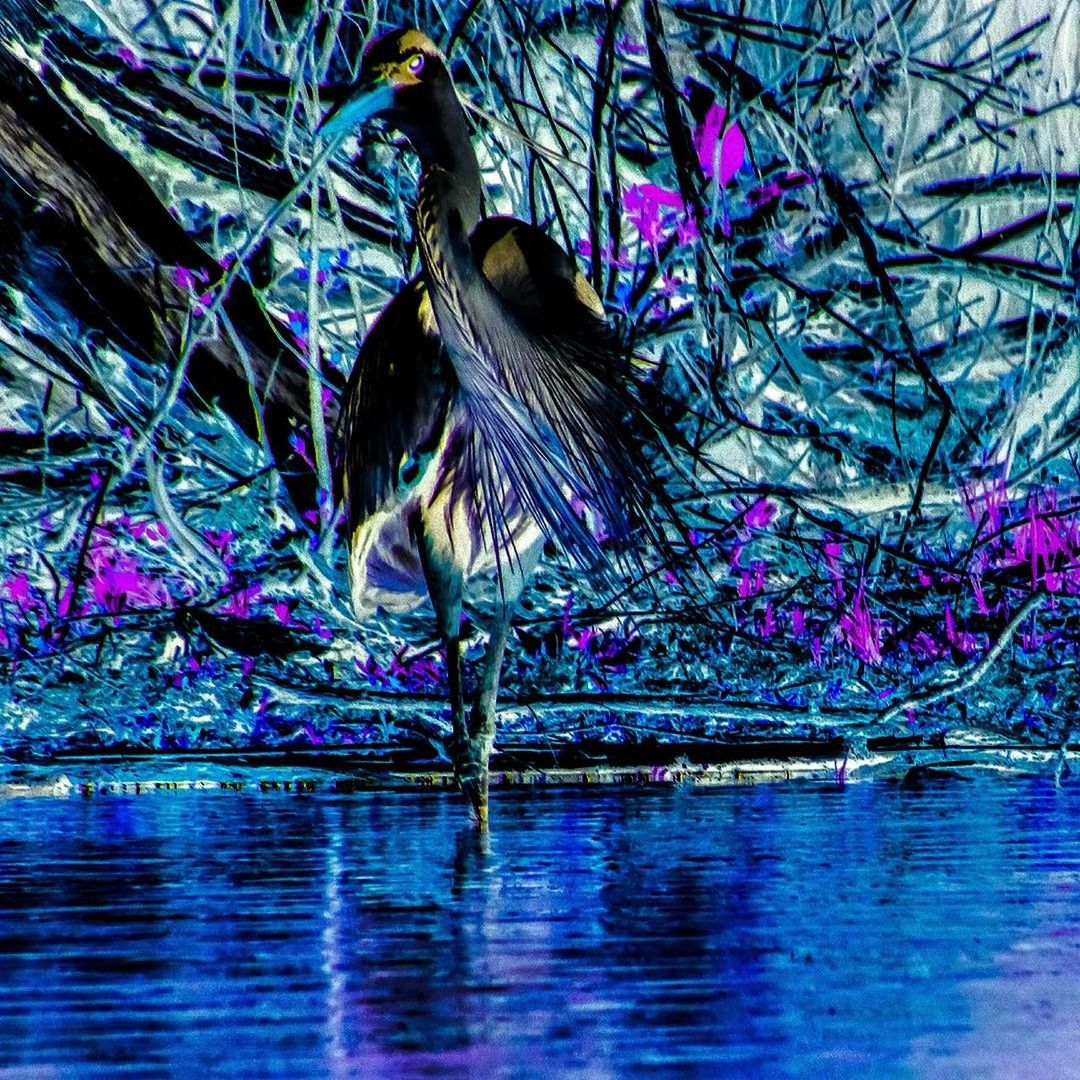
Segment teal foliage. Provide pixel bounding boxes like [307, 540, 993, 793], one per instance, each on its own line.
[0, 1, 1077, 754]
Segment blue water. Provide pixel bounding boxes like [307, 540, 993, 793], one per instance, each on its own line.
[1, 778, 1077, 1077]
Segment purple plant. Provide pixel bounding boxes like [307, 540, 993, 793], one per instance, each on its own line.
[692, 104, 746, 184]
[743, 498, 777, 530]
[218, 582, 262, 618]
[835, 584, 884, 666]
[87, 544, 170, 615]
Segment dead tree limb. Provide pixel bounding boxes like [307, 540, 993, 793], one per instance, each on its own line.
[0, 41, 321, 517]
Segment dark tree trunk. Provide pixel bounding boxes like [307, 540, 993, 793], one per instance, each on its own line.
[0, 38, 321, 517]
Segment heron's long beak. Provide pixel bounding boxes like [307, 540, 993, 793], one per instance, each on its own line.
[318, 77, 395, 142]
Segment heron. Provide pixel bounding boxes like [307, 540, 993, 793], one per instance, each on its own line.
[322, 28, 660, 827]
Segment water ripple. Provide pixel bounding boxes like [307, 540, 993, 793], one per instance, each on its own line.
[0, 779, 1077, 1077]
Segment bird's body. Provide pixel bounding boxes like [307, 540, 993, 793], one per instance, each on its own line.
[327, 28, 657, 825]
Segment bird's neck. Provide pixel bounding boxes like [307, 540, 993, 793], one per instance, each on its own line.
[405, 83, 483, 234]
[409, 84, 486, 364]
[414, 164, 482, 359]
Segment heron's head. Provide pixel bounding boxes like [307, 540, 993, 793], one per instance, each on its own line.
[319, 28, 454, 144]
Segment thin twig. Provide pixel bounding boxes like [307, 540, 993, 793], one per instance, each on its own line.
[875, 591, 1048, 726]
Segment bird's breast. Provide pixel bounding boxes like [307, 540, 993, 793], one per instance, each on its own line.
[349, 402, 542, 619]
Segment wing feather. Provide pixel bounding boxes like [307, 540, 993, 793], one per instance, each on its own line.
[337, 278, 455, 533]
[341, 214, 666, 595]
[464, 218, 659, 567]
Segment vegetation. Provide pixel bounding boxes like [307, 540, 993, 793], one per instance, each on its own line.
[1, 0, 1077, 763]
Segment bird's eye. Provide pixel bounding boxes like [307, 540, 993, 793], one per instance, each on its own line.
[406, 53, 425, 75]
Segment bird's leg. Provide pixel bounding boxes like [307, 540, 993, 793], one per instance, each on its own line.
[444, 625, 467, 773]
[412, 518, 471, 808]
[463, 602, 514, 830]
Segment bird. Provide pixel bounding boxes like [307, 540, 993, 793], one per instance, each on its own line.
[322, 27, 661, 827]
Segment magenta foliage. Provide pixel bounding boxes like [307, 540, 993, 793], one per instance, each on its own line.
[743, 497, 778, 530]
[822, 539, 845, 604]
[219, 582, 262, 618]
[574, 235, 635, 269]
[606, 33, 646, 56]
[289, 431, 316, 469]
[569, 494, 611, 543]
[559, 592, 575, 641]
[835, 583, 885, 666]
[966, 480, 1080, 594]
[615, 101, 747, 260]
[910, 631, 942, 662]
[270, 600, 295, 627]
[569, 622, 641, 674]
[693, 104, 746, 184]
[970, 571, 991, 616]
[728, 542, 743, 572]
[172, 265, 213, 317]
[356, 647, 443, 692]
[558, 594, 641, 678]
[116, 46, 145, 70]
[1005, 493, 1080, 593]
[623, 183, 691, 253]
[746, 170, 813, 207]
[943, 602, 979, 659]
[87, 541, 169, 614]
[737, 559, 767, 600]
[962, 475, 1010, 533]
[833, 755, 847, 787]
[173, 266, 197, 291]
[5, 573, 32, 609]
[579, 104, 747, 270]
[204, 529, 237, 564]
[120, 515, 169, 544]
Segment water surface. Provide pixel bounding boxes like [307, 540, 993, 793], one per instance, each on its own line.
[1, 778, 1077, 1077]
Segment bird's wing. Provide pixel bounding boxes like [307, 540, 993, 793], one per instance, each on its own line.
[470, 216, 609, 330]
[462, 216, 656, 570]
[337, 277, 455, 533]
